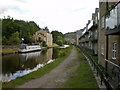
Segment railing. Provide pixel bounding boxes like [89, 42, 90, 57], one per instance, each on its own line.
[2, 45, 19, 49]
[105, 59, 120, 88]
[78, 46, 120, 89]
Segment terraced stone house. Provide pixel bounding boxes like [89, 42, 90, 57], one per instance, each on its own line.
[98, 0, 120, 88]
[35, 30, 53, 46]
[78, 8, 99, 56]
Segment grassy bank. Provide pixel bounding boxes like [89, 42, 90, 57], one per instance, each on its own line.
[82, 49, 105, 71]
[1, 48, 19, 54]
[48, 43, 59, 47]
[1, 44, 59, 54]
[3, 45, 72, 88]
[63, 48, 98, 88]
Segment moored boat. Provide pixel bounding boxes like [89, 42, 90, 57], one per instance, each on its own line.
[19, 44, 41, 53]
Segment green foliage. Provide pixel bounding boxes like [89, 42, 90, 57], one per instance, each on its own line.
[42, 41, 47, 47]
[51, 30, 65, 46]
[2, 17, 41, 45]
[43, 26, 49, 33]
[2, 36, 8, 45]
[9, 32, 20, 45]
[63, 48, 98, 88]
[64, 32, 76, 40]
[58, 49, 66, 57]
[57, 40, 63, 46]
[3, 46, 72, 88]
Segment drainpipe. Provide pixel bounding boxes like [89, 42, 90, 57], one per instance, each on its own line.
[105, 1, 109, 75]
[105, 35, 109, 75]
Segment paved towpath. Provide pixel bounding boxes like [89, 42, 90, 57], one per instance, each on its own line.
[17, 47, 80, 88]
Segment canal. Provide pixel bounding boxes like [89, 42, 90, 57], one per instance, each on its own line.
[1, 46, 68, 82]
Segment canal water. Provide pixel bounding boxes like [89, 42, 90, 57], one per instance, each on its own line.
[1, 46, 68, 82]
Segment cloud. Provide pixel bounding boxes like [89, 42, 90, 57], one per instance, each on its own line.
[0, 0, 99, 34]
[0, 5, 11, 14]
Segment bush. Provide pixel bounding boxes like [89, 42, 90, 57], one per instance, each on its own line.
[42, 41, 47, 47]
[58, 49, 66, 57]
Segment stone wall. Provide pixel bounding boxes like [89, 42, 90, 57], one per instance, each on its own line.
[35, 30, 53, 46]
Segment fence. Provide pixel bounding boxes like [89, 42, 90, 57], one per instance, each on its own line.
[78, 46, 120, 90]
[2, 45, 19, 49]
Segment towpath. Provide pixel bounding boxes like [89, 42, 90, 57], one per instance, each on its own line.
[17, 47, 80, 88]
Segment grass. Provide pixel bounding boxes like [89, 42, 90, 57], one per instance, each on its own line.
[87, 51, 98, 64]
[1, 44, 59, 54]
[83, 49, 105, 71]
[2, 45, 73, 88]
[1, 48, 19, 53]
[63, 48, 99, 88]
[48, 43, 59, 47]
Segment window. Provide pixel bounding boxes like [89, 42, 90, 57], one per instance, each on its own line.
[98, 12, 99, 21]
[91, 43, 92, 49]
[101, 44, 104, 55]
[89, 42, 91, 47]
[95, 16, 97, 24]
[112, 43, 117, 59]
[102, 16, 105, 28]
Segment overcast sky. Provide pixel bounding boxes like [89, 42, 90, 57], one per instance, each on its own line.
[0, 0, 99, 34]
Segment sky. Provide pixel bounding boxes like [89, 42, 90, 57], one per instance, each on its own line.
[0, 0, 99, 34]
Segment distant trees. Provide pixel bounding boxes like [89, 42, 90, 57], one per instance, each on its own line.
[2, 16, 66, 46]
[43, 26, 49, 33]
[2, 17, 41, 45]
[9, 31, 20, 45]
[2, 32, 20, 45]
[51, 31, 65, 46]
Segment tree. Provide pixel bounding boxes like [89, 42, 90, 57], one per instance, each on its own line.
[9, 32, 20, 45]
[2, 17, 41, 44]
[42, 41, 47, 47]
[51, 30, 65, 46]
[43, 26, 49, 33]
[2, 36, 8, 45]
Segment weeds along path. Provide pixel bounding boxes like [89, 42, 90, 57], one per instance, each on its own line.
[17, 46, 80, 88]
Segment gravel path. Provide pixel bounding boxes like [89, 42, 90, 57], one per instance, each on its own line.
[17, 47, 80, 88]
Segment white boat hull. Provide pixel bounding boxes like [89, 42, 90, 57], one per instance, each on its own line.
[19, 45, 41, 53]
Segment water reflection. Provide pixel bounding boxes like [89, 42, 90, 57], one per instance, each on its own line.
[2, 46, 69, 82]
[19, 51, 41, 62]
[2, 48, 53, 82]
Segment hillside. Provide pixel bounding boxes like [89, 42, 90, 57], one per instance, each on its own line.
[64, 32, 76, 40]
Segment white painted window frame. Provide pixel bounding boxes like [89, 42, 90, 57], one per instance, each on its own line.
[112, 43, 117, 60]
[101, 44, 104, 55]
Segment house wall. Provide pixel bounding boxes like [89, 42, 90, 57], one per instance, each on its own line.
[98, 2, 106, 67]
[108, 35, 120, 65]
[35, 30, 53, 46]
[76, 35, 80, 46]
[99, 1, 120, 67]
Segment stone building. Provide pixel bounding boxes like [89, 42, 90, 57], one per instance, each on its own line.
[79, 8, 99, 56]
[78, 1, 120, 88]
[98, 1, 120, 88]
[88, 8, 99, 55]
[35, 30, 53, 46]
[99, 1, 120, 67]
[76, 29, 84, 46]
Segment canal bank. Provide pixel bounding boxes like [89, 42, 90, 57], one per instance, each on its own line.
[2, 45, 72, 88]
[2, 46, 98, 88]
[1, 44, 59, 55]
[17, 46, 98, 88]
